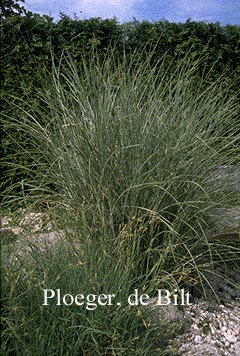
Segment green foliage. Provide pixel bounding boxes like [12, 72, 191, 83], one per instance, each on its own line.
[3, 50, 240, 257]
[1, 44, 240, 355]
[0, 0, 26, 19]
[1, 15, 239, 199]
[1, 233, 157, 356]
[123, 19, 240, 81]
[54, 15, 123, 56]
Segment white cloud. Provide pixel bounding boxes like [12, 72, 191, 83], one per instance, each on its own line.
[179, 0, 218, 11]
[79, 0, 137, 20]
[24, 0, 240, 24]
[25, 0, 138, 21]
[175, 0, 239, 22]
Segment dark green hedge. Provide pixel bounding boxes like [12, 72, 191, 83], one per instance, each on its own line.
[1, 13, 240, 104]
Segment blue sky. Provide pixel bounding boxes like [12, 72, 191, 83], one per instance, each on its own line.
[24, 0, 240, 25]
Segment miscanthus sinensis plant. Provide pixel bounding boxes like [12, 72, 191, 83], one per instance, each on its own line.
[1, 49, 239, 355]
[3, 49, 240, 284]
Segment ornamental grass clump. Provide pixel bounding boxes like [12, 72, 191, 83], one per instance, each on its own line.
[1, 49, 240, 355]
[2, 49, 240, 284]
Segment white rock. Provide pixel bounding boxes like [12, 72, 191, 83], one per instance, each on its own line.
[194, 335, 202, 344]
[225, 334, 237, 344]
[232, 341, 240, 353]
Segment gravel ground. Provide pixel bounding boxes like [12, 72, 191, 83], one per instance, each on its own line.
[173, 300, 240, 355]
[162, 265, 240, 356]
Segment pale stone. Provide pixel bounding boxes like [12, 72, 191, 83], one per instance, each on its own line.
[225, 334, 237, 344]
[194, 335, 202, 344]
